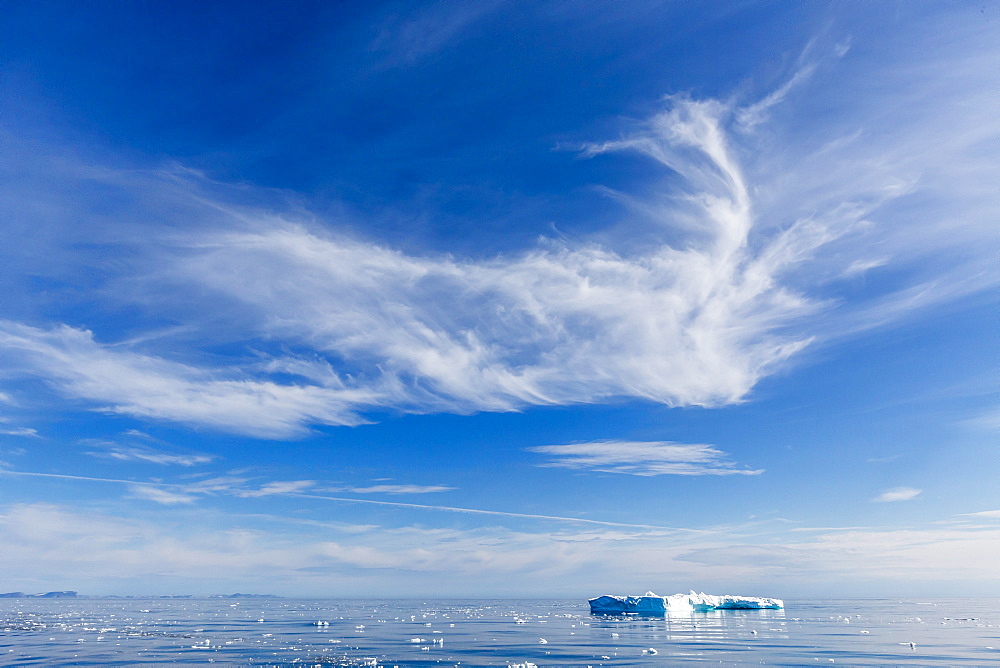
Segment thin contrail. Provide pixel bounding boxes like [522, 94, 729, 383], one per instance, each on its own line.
[290, 492, 697, 531]
[0, 468, 700, 532]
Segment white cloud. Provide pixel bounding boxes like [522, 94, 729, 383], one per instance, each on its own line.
[0, 95, 828, 435]
[0, 322, 382, 438]
[238, 480, 316, 497]
[0, 427, 40, 437]
[528, 440, 761, 476]
[962, 408, 1000, 432]
[331, 484, 456, 494]
[867, 455, 902, 463]
[874, 487, 922, 503]
[736, 61, 819, 131]
[960, 510, 1000, 519]
[85, 444, 214, 467]
[128, 484, 197, 505]
[370, 0, 500, 66]
[842, 257, 889, 277]
[182, 476, 250, 494]
[0, 28, 995, 438]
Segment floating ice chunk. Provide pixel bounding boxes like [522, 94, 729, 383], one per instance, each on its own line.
[589, 590, 783, 614]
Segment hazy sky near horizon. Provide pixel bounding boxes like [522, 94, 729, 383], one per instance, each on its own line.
[1, 1, 997, 597]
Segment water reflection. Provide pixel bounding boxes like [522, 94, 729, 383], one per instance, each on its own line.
[0, 598, 995, 666]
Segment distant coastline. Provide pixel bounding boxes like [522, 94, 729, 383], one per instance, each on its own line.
[0, 591, 281, 599]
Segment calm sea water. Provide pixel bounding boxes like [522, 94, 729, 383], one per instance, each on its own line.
[1, 598, 997, 666]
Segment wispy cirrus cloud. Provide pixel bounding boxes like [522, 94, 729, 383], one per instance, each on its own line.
[0, 322, 381, 438]
[962, 407, 1000, 432]
[0, 426, 40, 438]
[0, 29, 995, 438]
[327, 484, 456, 494]
[238, 480, 315, 497]
[0, 469, 310, 506]
[370, 0, 501, 67]
[81, 437, 214, 467]
[0, 395, 40, 438]
[873, 487, 922, 503]
[0, 89, 828, 437]
[959, 510, 1000, 519]
[103, 448, 213, 466]
[528, 440, 762, 476]
[128, 484, 197, 505]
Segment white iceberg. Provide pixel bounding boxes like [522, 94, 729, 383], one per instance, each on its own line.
[589, 590, 783, 614]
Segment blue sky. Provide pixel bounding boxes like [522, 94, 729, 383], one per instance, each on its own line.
[0, 1, 997, 598]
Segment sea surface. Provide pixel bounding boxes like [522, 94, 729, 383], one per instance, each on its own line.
[1, 597, 997, 666]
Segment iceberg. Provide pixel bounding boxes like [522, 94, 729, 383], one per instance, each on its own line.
[587, 592, 670, 615]
[589, 590, 783, 614]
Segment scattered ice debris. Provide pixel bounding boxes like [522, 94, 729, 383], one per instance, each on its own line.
[538, 637, 548, 644]
[899, 642, 917, 649]
[641, 647, 658, 655]
[314, 620, 330, 626]
[589, 590, 783, 614]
